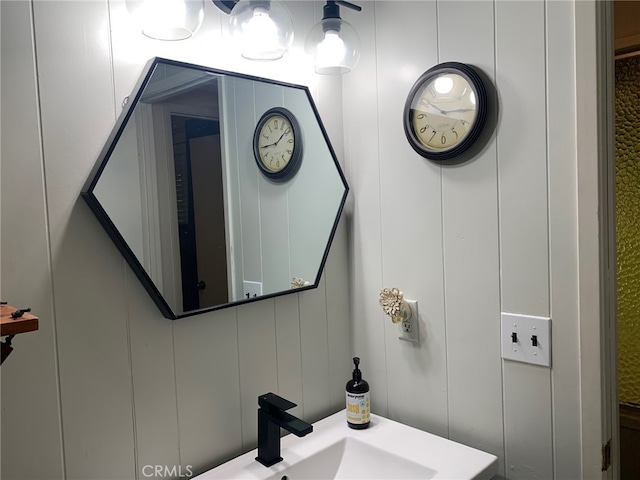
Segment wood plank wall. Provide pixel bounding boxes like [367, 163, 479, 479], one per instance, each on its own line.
[2, 1, 595, 480]
[345, 2, 582, 479]
[0, 1, 350, 479]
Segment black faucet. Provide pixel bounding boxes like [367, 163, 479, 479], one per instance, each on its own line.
[255, 392, 313, 467]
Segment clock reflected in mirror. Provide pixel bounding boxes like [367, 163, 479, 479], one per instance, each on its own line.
[253, 107, 303, 180]
[404, 62, 488, 161]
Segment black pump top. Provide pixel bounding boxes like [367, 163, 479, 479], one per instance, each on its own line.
[352, 357, 362, 382]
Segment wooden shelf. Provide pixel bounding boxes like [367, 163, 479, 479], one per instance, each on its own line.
[1, 305, 39, 337]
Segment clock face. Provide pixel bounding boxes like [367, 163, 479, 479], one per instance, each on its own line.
[404, 63, 487, 161]
[410, 73, 476, 150]
[253, 108, 302, 179]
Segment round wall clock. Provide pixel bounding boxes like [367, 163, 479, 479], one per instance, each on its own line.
[253, 107, 303, 180]
[403, 62, 488, 161]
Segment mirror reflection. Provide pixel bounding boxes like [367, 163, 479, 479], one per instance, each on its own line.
[83, 58, 348, 319]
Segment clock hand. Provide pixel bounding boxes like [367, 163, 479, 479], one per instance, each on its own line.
[440, 107, 476, 114]
[261, 131, 288, 149]
[419, 99, 446, 115]
[273, 130, 288, 146]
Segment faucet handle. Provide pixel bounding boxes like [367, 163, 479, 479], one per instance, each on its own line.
[258, 392, 297, 412]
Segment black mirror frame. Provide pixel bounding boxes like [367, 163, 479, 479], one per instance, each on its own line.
[81, 57, 349, 319]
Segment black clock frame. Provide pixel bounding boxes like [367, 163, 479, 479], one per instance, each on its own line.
[253, 107, 303, 180]
[403, 62, 488, 161]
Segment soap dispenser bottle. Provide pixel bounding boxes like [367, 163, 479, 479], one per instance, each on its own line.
[346, 357, 370, 429]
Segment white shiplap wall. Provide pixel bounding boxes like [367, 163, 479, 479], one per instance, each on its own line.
[345, 2, 584, 480]
[1, 1, 604, 480]
[0, 1, 350, 479]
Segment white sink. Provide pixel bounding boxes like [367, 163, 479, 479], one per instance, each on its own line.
[194, 411, 498, 480]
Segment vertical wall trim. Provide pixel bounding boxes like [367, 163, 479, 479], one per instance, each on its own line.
[124, 271, 140, 480]
[491, 0, 509, 468]
[542, 1, 557, 476]
[106, 0, 117, 122]
[575, 0, 608, 477]
[29, 0, 67, 476]
[171, 321, 182, 468]
[273, 300, 281, 394]
[435, 0, 448, 439]
[371, 2, 390, 413]
[234, 307, 244, 448]
[296, 295, 304, 416]
[435, 0, 441, 64]
[107, 3, 140, 476]
[598, 0, 618, 478]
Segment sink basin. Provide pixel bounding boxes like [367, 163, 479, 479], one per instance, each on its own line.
[264, 437, 436, 480]
[194, 411, 498, 480]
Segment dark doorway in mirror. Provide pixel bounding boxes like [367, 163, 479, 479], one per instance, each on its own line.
[172, 116, 228, 311]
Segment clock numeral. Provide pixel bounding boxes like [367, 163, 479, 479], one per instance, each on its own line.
[273, 119, 279, 129]
[263, 134, 268, 139]
[429, 130, 437, 142]
[416, 113, 427, 120]
[286, 149, 292, 154]
[288, 139, 293, 144]
[441, 134, 447, 145]
[419, 124, 430, 134]
[451, 129, 459, 140]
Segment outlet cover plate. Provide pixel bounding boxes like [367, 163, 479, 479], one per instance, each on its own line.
[501, 312, 551, 367]
[399, 300, 419, 342]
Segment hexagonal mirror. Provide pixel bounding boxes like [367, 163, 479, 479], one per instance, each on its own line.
[82, 58, 348, 319]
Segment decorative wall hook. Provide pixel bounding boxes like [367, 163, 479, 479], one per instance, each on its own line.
[10, 308, 31, 319]
[379, 288, 412, 323]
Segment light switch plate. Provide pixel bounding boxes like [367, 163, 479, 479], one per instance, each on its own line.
[501, 313, 551, 367]
[243, 281, 263, 299]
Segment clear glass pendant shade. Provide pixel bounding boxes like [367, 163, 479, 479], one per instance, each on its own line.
[305, 17, 360, 74]
[228, 0, 294, 61]
[126, 0, 204, 40]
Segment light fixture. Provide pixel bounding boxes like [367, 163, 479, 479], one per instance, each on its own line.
[126, 0, 205, 41]
[304, 0, 361, 75]
[214, 0, 294, 61]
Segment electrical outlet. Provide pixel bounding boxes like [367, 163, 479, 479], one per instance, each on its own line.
[399, 300, 419, 342]
[243, 281, 263, 299]
[501, 312, 551, 367]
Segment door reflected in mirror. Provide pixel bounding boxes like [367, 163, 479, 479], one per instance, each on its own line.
[83, 58, 348, 319]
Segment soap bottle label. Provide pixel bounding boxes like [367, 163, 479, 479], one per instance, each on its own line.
[346, 391, 370, 424]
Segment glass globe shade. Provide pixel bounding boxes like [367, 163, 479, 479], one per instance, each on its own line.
[228, 0, 294, 61]
[305, 18, 361, 74]
[126, 0, 204, 40]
